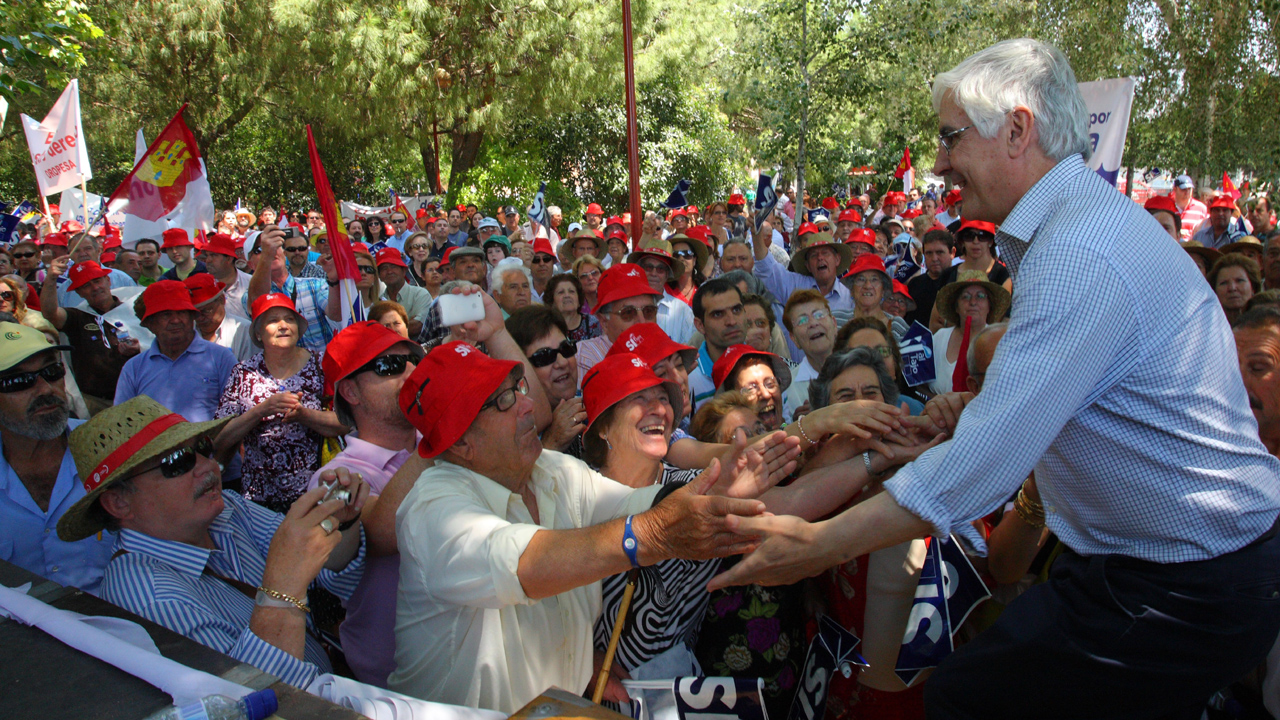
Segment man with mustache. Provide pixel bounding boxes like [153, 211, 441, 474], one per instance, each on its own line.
[0, 323, 114, 595]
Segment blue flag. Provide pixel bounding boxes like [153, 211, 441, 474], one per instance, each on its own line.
[893, 536, 991, 686]
[899, 321, 935, 387]
[754, 173, 778, 232]
[673, 677, 768, 720]
[528, 182, 549, 227]
[661, 179, 692, 209]
[788, 615, 868, 720]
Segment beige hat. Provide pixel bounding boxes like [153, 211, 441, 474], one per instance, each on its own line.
[57, 396, 230, 542]
[1180, 240, 1222, 265]
[935, 270, 1011, 326]
[1221, 235, 1264, 256]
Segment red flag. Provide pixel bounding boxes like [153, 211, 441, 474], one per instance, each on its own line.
[105, 104, 206, 221]
[1222, 172, 1241, 201]
[306, 126, 359, 283]
[391, 190, 411, 222]
[894, 148, 913, 180]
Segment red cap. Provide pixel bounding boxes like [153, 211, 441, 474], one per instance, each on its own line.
[592, 263, 661, 315]
[711, 344, 792, 392]
[183, 273, 227, 306]
[687, 205, 699, 213]
[607, 323, 697, 373]
[140, 280, 198, 319]
[957, 220, 998, 237]
[398, 342, 521, 458]
[796, 221, 820, 237]
[203, 233, 238, 258]
[943, 189, 963, 206]
[99, 252, 118, 265]
[845, 228, 876, 248]
[1209, 195, 1238, 211]
[66, 261, 112, 291]
[101, 234, 123, 250]
[892, 279, 913, 300]
[581, 353, 684, 433]
[605, 215, 624, 229]
[43, 232, 68, 247]
[883, 191, 907, 205]
[592, 229, 604, 240]
[250, 292, 299, 322]
[48, 204, 61, 214]
[1144, 195, 1179, 215]
[837, 208, 863, 224]
[531, 236, 556, 258]
[847, 198, 864, 209]
[60, 220, 84, 234]
[668, 208, 687, 220]
[376, 247, 407, 268]
[352, 242, 371, 255]
[901, 208, 923, 220]
[323, 320, 415, 396]
[821, 197, 839, 211]
[843, 252, 890, 280]
[585, 203, 604, 216]
[415, 208, 429, 219]
[161, 228, 193, 249]
[606, 229, 629, 246]
[456, 204, 467, 212]
[684, 225, 714, 247]
[729, 193, 747, 206]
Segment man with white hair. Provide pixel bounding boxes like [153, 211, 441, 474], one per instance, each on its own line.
[711, 38, 1280, 718]
[490, 257, 533, 316]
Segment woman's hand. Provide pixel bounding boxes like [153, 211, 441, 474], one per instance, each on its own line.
[805, 399, 904, 439]
[542, 397, 586, 451]
[256, 392, 300, 421]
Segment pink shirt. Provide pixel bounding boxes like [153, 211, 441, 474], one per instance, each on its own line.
[1177, 198, 1209, 241]
[575, 335, 613, 388]
[308, 436, 413, 687]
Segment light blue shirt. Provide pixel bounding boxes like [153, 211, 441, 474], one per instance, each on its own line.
[113, 336, 237, 422]
[101, 491, 364, 688]
[752, 251, 854, 312]
[1190, 221, 1245, 250]
[884, 155, 1280, 563]
[0, 419, 114, 595]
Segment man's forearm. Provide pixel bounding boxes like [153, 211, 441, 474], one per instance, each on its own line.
[247, 260, 272, 305]
[516, 519, 633, 600]
[820, 490, 933, 566]
[486, 329, 552, 430]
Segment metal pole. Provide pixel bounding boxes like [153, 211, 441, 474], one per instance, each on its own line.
[622, 0, 642, 248]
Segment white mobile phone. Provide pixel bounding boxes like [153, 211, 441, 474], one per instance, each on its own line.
[436, 293, 485, 327]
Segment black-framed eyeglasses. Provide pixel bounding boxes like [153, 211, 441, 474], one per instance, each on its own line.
[938, 125, 973, 154]
[528, 339, 577, 368]
[0, 291, 14, 302]
[12, 252, 36, 259]
[145, 436, 214, 480]
[354, 352, 420, 379]
[0, 362, 66, 393]
[532, 255, 555, 265]
[603, 304, 658, 322]
[480, 376, 529, 413]
[358, 265, 377, 275]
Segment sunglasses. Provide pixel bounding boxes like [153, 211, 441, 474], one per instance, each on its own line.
[148, 436, 215, 479]
[354, 353, 419, 378]
[407, 244, 430, 251]
[358, 265, 377, 275]
[0, 291, 13, 302]
[0, 362, 66, 393]
[604, 304, 658, 322]
[531, 255, 555, 265]
[528, 339, 577, 368]
[284, 246, 310, 254]
[673, 249, 697, 259]
[12, 252, 36, 259]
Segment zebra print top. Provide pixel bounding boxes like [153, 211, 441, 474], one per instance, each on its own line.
[592, 464, 721, 672]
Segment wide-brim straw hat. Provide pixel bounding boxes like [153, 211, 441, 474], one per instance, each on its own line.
[58, 396, 230, 542]
[936, 270, 1011, 326]
[666, 232, 710, 273]
[1221, 236, 1264, 256]
[1180, 240, 1222, 266]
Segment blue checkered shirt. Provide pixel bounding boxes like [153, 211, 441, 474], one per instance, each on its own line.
[241, 275, 333, 351]
[100, 491, 364, 688]
[884, 154, 1280, 563]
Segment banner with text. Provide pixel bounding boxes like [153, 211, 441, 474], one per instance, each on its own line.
[1078, 78, 1136, 187]
[20, 79, 93, 197]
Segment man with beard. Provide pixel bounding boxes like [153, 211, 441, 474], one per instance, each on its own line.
[780, 290, 837, 414]
[0, 323, 114, 594]
[687, 277, 747, 410]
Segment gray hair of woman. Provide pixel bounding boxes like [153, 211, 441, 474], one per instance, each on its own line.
[488, 256, 533, 291]
[808, 347, 899, 410]
[718, 268, 778, 308]
[931, 38, 1090, 163]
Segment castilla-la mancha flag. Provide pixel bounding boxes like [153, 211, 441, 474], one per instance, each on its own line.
[105, 104, 207, 222]
[894, 148, 914, 193]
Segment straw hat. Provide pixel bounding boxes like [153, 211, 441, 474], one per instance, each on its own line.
[1179, 240, 1221, 266]
[1221, 235, 1264, 256]
[935, 270, 1011, 326]
[58, 396, 230, 542]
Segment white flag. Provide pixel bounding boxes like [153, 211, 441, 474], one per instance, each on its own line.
[121, 127, 216, 246]
[20, 79, 93, 196]
[1077, 78, 1136, 187]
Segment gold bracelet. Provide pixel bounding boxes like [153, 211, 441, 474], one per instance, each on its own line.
[1013, 489, 1046, 529]
[794, 415, 816, 445]
[257, 586, 310, 613]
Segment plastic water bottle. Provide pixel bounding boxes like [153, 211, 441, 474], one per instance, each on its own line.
[144, 689, 278, 720]
[110, 320, 131, 342]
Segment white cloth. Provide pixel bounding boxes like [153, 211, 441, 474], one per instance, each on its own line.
[308, 673, 505, 720]
[928, 326, 957, 396]
[657, 291, 695, 345]
[389, 451, 661, 714]
[209, 313, 254, 362]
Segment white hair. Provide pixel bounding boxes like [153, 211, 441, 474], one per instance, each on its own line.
[547, 206, 562, 216]
[489, 256, 532, 291]
[932, 39, 1090, 162]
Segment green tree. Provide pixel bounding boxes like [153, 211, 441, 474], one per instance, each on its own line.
[0, 0, 103, 101]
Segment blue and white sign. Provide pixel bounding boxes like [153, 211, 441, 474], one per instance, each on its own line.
[893, 536, 991, 686]
[662, 179, 692, 209]
[754, 174, 778, 232]
[899, 322, 935, 387]
[788, 615, 867, 720]
[673, 677, 768, 720]
[528, 181, 549, 227]
[1078, 78, 1136, 187]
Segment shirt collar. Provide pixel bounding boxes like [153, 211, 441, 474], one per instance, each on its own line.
[341, 436, 412, 474]
[435, 458, 526, 518]
[144, 335, 208, 361]
[994, 154, 1086, 278]
[698, 343, 714, 376]
[117, 525, 215, 577]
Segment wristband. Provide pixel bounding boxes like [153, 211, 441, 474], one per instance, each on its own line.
[863, 451, 881, 479]
[622, 515, 640, 568]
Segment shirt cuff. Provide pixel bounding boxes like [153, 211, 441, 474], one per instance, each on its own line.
[317, 524, 366, 602]
[488, 523, 542, 606]
[229, 628, 319, 689]
[883, 475, 989, 556]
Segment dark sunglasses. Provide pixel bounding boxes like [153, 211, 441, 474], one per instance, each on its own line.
[354, 353, 419, 378]
[149, 436, 215, 479]
[528, 339, 577, 368]
[0, 362, 66, 393]
[358, 265, 377, 275]
[284, 246, 310, 254]
[673, 249, 697, 259]
[0, 291, 14, 302]
[12, 251, 36, 259]
[531, 255, 556, 265]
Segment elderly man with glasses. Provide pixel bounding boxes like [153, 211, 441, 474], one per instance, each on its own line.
[573, 263, 661, 385]
[627, 244, 695, 344]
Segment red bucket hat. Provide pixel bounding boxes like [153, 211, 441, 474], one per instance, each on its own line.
[883, 191, 907, 206]
[1209, 195, 1238, 211]
[901, 208, 923, 220]
[203, 233, 238, 258]
[606, 229, 630, 248]
[581, 353, 685, 436]
[376, 247, 407, 268]
[592, 263, 661, 315]
[249, 293, 307, 346]
[842, 252, 891, 281]
[1144, 195, 1179, 215]
[140, 280, 198, 320]
[796, 221, 820, 239]
[957, 220, 998, 237]
[711, 344, 792, 392]
[821, 197, 839, 211]
[687, 205, 699, 214]
[608, 322, 697, 373]
[398, 341, 521, 458]
[66, 261, 112, 291]
[605, 215, 625, 229]
[837, 208, 863, 224]
[684, 225, 715, 248]
[99, 252, 118, 265]
[585, 203, 604, 216]
[943, 189, 963, 207]
[60, 220, 84, 234]
[729, 193, 747, 207]
[43, 232, 68, 247]
[322, 320, 416, 396]
[531, 236, 556, 258]
[183, 273, 227, 307]
[845, 228, 876, 249]
[161, 228, 193, 249]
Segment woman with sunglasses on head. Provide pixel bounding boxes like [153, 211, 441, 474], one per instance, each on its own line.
[544, 274, 601, 343]
[364, 216, 389, 248]
[214, 294, 348, 512]
[507, 304, 586, 456]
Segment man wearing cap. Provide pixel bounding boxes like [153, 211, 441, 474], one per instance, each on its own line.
[246, 228, 340, 351]
[377, 248, 431, 338]
[63, 395, 368, 689]
[388, 340, 773, 713]
[185, 273, 253, 362]
[446, 245, 489, 290]
[202, 233, 253, 321]
[750, 221, 854, 316]
[0, 323, 114, 594]
[40, 257, 151, 413]
[529, 237, 558, 300]
[574, 263, 662, 385]
[159, 228, 208, 282]
[1172, 175, 1209, 241]
[628, 245, 695, 345]
[1193, 195, 1247, 249]
[583, 202, 604, 231]
[473, 216, 501, 250]
[55, 233, 137, 309]
[115, 280, 238, 425]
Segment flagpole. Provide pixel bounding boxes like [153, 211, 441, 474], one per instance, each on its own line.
[622, 0, 642, 248]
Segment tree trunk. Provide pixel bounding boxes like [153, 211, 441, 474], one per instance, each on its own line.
[446, 130, 485, 205]
[418, 127, 442, 196]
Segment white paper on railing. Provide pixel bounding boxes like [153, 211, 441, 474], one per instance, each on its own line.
[307, 674, 506, 720]
[0, 583, 253, 706]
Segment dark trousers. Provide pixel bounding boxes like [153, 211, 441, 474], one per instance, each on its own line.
[926, 518, 1280, 720]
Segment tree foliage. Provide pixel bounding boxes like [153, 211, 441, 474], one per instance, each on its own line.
[0, 0, 102, 101]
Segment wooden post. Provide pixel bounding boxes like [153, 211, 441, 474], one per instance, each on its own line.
[622, 0, 642, 247]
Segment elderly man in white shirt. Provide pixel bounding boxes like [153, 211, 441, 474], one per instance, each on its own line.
[387, 297, 777, 714]
[627, 244, 695, 345]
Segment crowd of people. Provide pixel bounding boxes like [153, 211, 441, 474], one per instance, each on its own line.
[2, 37, 1280, 720]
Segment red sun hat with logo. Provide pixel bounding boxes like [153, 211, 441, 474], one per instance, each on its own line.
[43, 232, 69, 247]
[250, 292, 299, 322]
[605, 215, 625, 229]
[592, 263, 661, 315]
[845, 228, 876, 249]
[687, 205, 699, 214]
[821, 197, 839, 211]
[901, 208, 923, 220]
[837, 208, 863, 224]
[183, 273, 227, 307]
[161, 228, 193, 249]
[847, 198, 864, 209]
[957, 220, 998, 237]
[684, 225, 715, 248]
[883, 191, 908, 206]
[399, 341, 521, 458]
[711, 344, 792, 392]
[66, 261, 113, 291]
[376, 247, 407, 268]
[943, 189, 963, 206]
[203, 233, 238, 258]
[842, 252, 891, 281]
[606, 229, 630, 247]
[416, 208, 430, 219]
[1209, 195, 1238, 211]
[352, 242, 371, 255]
[323, 320, 416, 396]
[668, 208, 688, 221]
[581, 353, 685, 435]
[99, 252, 118, 265]
[140, 280, 198, 320]
[608, 322, 697, 372]
[585, 203, 604, 216]
[1144, 195, 1179, 215]
[796, 221, 820, 238]
[60, 220, 84, 234]
[101, 233, 123, 251]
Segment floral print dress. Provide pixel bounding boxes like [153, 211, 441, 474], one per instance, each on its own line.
[216, 351, 326, 513]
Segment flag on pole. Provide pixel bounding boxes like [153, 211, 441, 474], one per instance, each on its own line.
[660, 179, 692, 209]
[894, 148, 914, 193]
[308, 126, 364, 326]
[389, 189, 411, 221]
[528, 182, 549, 227]
[20, 79, 93, 197]
[104, 105, 208, 223]
[1222, 172, 1241, 201]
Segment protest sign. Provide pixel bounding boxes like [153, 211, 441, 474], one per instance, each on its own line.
[20, 80, 92, 197]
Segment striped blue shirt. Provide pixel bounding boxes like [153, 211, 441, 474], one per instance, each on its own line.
[100, 491, 364, 687]
[884, 154, 1280, 563]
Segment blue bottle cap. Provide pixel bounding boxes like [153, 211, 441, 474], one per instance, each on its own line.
[241, 689, 279, 720]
